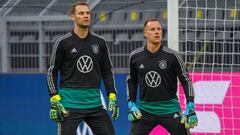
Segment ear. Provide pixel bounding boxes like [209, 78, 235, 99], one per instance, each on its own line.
[71, 14, 75, 21]
[143, 29, 147, 39]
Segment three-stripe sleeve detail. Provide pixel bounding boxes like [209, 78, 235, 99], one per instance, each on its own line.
[129, 46, 144, 62]
[47, 32, 72, 94]
[162, 46, 194, 97]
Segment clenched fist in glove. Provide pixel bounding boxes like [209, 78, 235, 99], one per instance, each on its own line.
[128, 101, 142, 121]
[181, 101, 198, 129]
[49, 95, 68, 122]
[108, 93, 119, 120]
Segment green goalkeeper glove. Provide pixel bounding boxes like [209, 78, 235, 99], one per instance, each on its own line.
[128, 101, 142, 121]
[49, 95, 68, 122]
[181, 101, 198, 129]
[108, 93, 119, 120]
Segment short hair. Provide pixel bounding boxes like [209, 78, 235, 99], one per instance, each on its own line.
[144, 18, 161, 28]
[69, 1, 89, 15]
[143, 18, 164, 38]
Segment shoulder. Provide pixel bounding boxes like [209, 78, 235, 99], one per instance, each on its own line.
[162, 46, 178, 54]
[162, 46, 181, 57]
[91, 32, 106, 42]
[54, 32, 72, 45]
[162, 46, 184, 64]
[129, 46, 145, 60]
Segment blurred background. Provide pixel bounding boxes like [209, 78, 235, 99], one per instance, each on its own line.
[0, 0, 240, 135]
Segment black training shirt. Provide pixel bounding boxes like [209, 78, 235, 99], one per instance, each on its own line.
[127, 45, 194, 102]
[47, 31, 116, 96]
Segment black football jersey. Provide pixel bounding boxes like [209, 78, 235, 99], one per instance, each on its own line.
[127, 45, 194, 102]
[47, 31, 116, 96]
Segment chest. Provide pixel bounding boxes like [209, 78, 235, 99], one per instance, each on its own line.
[134, 54, 175, 74]
[64, 41, 101, 60]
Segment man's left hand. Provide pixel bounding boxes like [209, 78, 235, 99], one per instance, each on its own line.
[181, 101, 198, 129]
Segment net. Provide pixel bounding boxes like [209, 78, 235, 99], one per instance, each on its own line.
[178, 0, 240, 134]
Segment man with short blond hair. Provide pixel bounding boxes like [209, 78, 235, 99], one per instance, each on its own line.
[47, 2, 119, 135]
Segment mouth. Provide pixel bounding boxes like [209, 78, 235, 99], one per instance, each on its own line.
[83, 20, 89, 22]
[154, 36, 160, 39]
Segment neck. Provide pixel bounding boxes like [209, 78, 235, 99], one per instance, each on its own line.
[74, 25, 89, 38]
[146, 42, 161, 53]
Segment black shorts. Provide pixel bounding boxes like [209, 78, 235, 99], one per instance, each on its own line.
[129, 110, 190, 135]
[58, 107, 115, 135]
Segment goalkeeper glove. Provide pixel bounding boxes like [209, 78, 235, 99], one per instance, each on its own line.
[128, 101, 142, 121]
[108, 93, 119, 120]
[181, 101, 198, 129]
[49, 95, 68, 122]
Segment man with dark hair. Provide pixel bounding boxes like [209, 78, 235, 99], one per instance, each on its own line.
[47, 2, 119, 135]
[127, 18, 198, 135]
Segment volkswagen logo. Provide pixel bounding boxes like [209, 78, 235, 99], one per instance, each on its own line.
[77, 55, 93, 73]
[145, 71, 161, 87]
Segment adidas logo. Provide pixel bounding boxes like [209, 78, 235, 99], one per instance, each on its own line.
[173, 113, 179, 119]
[71, 48, 77, 53]
[139, 64, 144, 69]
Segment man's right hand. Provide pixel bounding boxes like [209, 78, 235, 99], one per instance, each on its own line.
[49, 95, 68, 122]
[128, 101, 142, 121]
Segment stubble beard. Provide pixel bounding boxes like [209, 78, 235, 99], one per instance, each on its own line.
[79, 24, 89, 29]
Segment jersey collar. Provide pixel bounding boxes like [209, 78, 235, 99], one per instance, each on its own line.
[71, 30, 91, 41]
[144, 43, 163, 57]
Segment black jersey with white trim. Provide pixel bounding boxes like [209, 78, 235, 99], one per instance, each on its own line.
[127, 45, 194, 102]
[47, 31, 116, 96]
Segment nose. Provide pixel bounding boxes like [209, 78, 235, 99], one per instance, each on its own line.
[155, 30, 160, 34]
[84, 13, 88, 17]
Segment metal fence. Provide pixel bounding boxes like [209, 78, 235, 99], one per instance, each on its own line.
[0, 9, 167, 73]
[1, 0, 240, 73]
